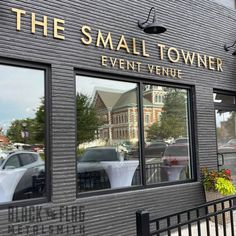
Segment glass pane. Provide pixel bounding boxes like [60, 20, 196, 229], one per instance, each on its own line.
[19, 153, 37, 166]
[76, 76, 140, 192]
[143, 85, 191, 184]
[213, 0, 235, 9]
[213, 93, 235, 105]
[0, 65, 45, 203]
[4, 155, 20, 169]
[216, 110, 236, 185]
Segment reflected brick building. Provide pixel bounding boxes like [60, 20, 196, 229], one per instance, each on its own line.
[93, 85, 165, 143]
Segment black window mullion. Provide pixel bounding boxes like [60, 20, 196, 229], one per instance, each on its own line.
[187, 89, 196, 181]
[138, 82, 146, 186]
[214, 104, 236, 112]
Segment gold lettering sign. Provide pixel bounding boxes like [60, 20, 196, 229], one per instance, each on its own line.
[54, 18, 65, 40]
[12, 8, 65, 40]
[10, 9, 224, 77]
[81, 26, 223, 73]
[31, 13, 48, 36]
[11, 8, 26, 31]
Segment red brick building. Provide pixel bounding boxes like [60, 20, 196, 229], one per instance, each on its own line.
[93, 85, 165, 144]
[0, 134, 9, 145]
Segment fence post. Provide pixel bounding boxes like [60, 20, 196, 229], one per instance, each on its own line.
[136, 210, 150, 236]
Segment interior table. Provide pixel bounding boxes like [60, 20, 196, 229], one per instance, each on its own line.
[100, 160, 139, 188]
[0, 168, 27, 203]
[162, 165, 186, 181]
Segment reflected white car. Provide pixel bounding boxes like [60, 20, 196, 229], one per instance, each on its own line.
[77, 147, 124, 173]
[0, 151, 44, 170]
[0, 150, 9, 162]
[0, 151, 45, 202]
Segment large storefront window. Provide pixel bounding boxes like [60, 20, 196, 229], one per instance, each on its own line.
[214, 92, 236, 185]
[76, 75, 193, 194]
[76, 76, 141, 192]
[0, 64, 46, 204]
[143, 85, 191, 184]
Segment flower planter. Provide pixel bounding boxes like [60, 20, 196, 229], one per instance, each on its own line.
[205, 191, 231, 224]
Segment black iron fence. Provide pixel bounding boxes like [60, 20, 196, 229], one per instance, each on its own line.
[77, 163, 163, 191]
[136, 195, 236, 236]
[78, 170, 110, 191]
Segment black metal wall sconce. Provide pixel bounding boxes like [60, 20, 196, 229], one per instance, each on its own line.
[224, 41, 236, 55]
[138, 7, 166, 34]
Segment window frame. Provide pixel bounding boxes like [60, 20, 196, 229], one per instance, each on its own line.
[214, 90, 236, 111]
[213, 90, 236, 167]
[0, 58, 51, 209]
[75, 70, 197, 198]
[212, 0, 236, 10]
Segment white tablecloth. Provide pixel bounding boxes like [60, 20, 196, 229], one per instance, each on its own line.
[100, 161, 139, 188]
[162, 165, 185, 181]
[0, 169, 27, 203]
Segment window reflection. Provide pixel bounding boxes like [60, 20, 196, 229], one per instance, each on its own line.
[0, 65, 45, 203]
[76, 78, 193, 193]
[216, 110, 236, 185]
[142, 85, 191, 184]
[213, 0, 235, 9]
[76, 76, 141, 192]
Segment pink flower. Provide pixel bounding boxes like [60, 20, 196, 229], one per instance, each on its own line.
[225, 169, 231, 176]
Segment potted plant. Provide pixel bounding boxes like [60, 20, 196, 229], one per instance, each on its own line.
[201, 167, 236, 224]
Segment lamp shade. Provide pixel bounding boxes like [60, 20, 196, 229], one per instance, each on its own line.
[143, 21, 166, 34]
[138, 7, 166, 35]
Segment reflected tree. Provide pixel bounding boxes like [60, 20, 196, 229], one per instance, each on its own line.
[7, 118, 35, 144]
[147, 88, 188, 140]
[76, 93, 101, 146]
[7, 99, 45, 144]
[34, 101, 45, 143]
[220, 112, 236, 139]
[7, 94, 101, 146]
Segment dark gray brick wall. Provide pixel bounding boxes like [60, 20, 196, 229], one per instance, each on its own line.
[0, 0, 235, 235]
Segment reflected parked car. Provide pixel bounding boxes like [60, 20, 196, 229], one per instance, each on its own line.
[128, 141, 167, 161]
[13, 164, 45, 201]
[174, 138, 189, 144]
[77, 147, 127, 191]
[0, 151, 44, 170]
[145, 141, 168, 159]
[162, 143, 189, 166]
[78, 147, 125, 172]
[220, 139, 236, 150]
[0, 151, 45, 202]
[0, 150, 9, 165]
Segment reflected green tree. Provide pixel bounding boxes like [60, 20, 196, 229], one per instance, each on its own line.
[7, 100, 44, 144]
[221, 112, 236, 139]
[147, 88, 188, 140]
[76, 93, 101, 146]
[7, 94, 101, 146]
[34, 101, 45, 143]
[7, 118, 36, 144]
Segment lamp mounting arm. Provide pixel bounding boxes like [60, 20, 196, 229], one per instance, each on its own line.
[138, 7, 156, 29]
[224, 40, 236, 51]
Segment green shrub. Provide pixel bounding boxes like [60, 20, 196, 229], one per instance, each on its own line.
[215, 177, 236, 196]
[201, 167, 236, 195]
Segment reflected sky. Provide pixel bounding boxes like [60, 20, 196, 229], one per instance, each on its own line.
[215, 111, 232, 128]
[76, 76, 137, 97]
[0, 65, 44, 132]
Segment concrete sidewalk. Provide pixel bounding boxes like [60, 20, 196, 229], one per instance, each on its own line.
[169, 212, 236, 236]
[170, 221, 235, 236]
